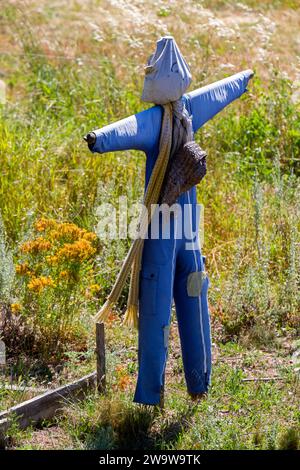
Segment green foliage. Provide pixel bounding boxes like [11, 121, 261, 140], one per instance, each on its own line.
[0, 21, 299, 350]
[278, 427, 299, 450]
[18, 345, 297, 450]
[0, 215, 15, 301]
[0, 0, 299, 451]
[200, 75, 300, 178]
[1, 218, 101, 361]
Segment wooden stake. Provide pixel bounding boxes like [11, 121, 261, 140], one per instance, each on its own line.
[96, 322, 106, 393]
[159, 371, 166, 410]
[159, 385, 165, 410]
[0, 419, 8, 449]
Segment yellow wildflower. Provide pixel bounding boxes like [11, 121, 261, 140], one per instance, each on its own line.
[118, 375, 131, 391]
[59, 270, 70, 279]
[57, 223, 85, 240]
[28, 276, 55, 293]
[56, 239, 96, 261]
[21, 237, 52, 254]
[15, 262, 30, 275]
[34, 218, 57, 232]
[48, 230, 61, 240]
[89, 283, 101, 294]
[11, 303, 22, 314]
[46, 255, 59, 265]
[82, 232, 97, 242]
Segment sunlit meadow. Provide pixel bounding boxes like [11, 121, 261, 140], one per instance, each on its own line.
[0, 0, 299, 450]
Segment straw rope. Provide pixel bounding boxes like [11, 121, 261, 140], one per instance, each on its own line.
[94, 103, 173, 328]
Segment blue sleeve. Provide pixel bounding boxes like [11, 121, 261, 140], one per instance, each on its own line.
[186, 69, 253, 133]
[89, 105, 163, 155]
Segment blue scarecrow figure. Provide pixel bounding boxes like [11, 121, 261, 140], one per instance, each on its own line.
[85, 37, 253, 405]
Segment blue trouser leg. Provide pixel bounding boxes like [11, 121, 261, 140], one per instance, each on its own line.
[133, 211, 212, 405]
[133, 216, 177, 405]
[174, 245, 212, 394]
[133, 259, 175, 405]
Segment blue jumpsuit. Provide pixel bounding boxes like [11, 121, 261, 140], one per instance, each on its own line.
[90, 70, 253, 405]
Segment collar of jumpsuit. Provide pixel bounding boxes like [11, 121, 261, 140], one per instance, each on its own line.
[88, 37, 253, 405]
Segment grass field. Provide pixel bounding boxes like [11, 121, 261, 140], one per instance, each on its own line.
[0, 0, 299, 450]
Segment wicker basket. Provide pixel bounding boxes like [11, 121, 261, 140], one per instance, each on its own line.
[160, 141, 207, 206]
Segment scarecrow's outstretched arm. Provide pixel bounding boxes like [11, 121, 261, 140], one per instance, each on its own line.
[88, 106, 162, 155]
[87, 70, 253, 154]
[187, 69, 253, 133]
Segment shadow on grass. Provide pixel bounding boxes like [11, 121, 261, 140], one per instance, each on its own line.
[85, 402, 199, 450]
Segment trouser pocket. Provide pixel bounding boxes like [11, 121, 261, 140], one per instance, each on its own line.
[187, 270, 207, 297]
[139, 264, 160, 316]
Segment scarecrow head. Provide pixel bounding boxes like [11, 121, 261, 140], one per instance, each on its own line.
[84, 36, 191, 146]
[142, 36, 192, 105]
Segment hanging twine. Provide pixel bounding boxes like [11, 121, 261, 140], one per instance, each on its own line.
[94, 103, 173, 327]
[94, 99, 193, 328]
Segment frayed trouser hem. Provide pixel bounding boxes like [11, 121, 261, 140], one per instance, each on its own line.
[133, 394, 161, 406]
[133, 383, 164, 406]
[186, 372, 211, 395]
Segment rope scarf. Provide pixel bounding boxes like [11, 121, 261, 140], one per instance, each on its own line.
[171, 99, 193, 156]
[94, 100, 193, 328]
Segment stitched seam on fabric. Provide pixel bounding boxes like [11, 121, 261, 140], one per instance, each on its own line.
[162, 217, 177, 383]
[170, 215, 178, 302]
[163, 325, 170, 349]
[187, 190, 207, 373]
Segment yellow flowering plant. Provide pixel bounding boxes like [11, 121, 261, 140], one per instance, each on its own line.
[14, 218, 101, 353]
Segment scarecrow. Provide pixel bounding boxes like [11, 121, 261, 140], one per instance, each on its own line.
[85, 37, 253, 405]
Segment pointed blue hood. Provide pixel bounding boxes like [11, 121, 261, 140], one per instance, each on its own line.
[142, 36, 192, 105]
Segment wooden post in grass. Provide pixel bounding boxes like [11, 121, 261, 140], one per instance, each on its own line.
[96, 322, 106, 393]
[159, 372, 165, 410]
[0, 339, 6, 378]
[159, 385, 165, 410]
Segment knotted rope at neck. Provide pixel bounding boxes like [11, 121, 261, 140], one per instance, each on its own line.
[94, 99, 193, 328]
[171, 99, 193, 155]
